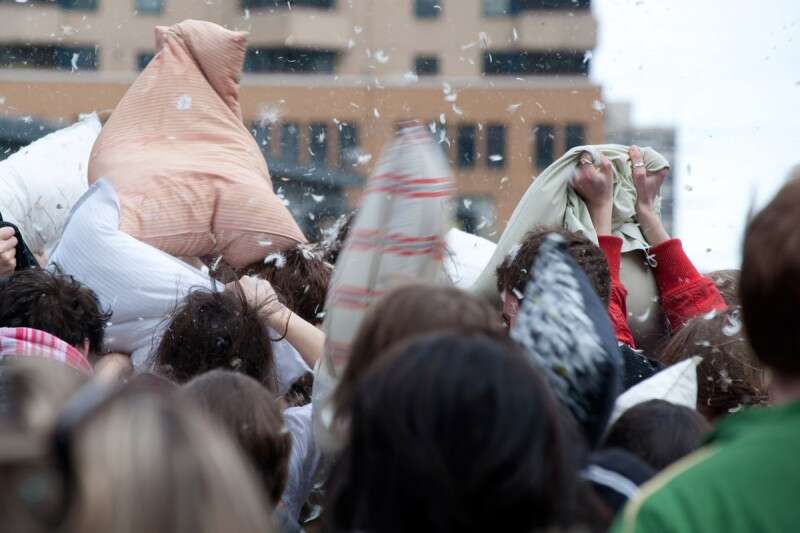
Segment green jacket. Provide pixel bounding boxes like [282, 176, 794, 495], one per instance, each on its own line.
[613, 401, 800, 533]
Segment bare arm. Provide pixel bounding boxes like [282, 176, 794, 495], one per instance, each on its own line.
[231, 276, 324, 369]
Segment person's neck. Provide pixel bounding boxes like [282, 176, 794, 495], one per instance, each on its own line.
[770, 373, 800, 405]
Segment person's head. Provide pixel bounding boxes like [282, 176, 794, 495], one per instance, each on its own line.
[660, 308, 768, 421]
[0, 357, 87, 435]
[327, 332, 581, 533]
[0, 268, 109, 357]
[58, 385, 273, 533]
[155, 288, 277, 390]
[181, 370, 291, 506]
[332, 284, 504, 422]
[603, 400, 710, 471]
[243, 245, 332, 326]
[496, 227, 610, 326]
[707, 269, 740, 307]
[740, 178, 800, 389]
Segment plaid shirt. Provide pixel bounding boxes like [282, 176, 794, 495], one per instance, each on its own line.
[0, 327, 93, 376]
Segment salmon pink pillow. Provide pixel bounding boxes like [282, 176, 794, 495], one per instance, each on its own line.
[89, 20, 305, 268]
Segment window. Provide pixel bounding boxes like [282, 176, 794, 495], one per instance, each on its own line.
[135, 0, 163, 13]
[241, 0, 335, 8]
[57, 0, 98, 9]
[511, 0, 590, 10]
[486, 124, 506, 169]
[483, 50, 589, 75]
[0, 45, 98, 70]
[281, 123, 300, 163]
[251, 122, 272, 154]
[565, 123, 586, 150]
[415, 0, 441, 18]
[245, 48, 337, 74]
[136, 52, 154, 70]
[457, 124, 476, 168]
[338, 123, 359, 167]
[414, 55, 439, 76]
[309, 123, 328, 166]
[484, 0, 511, 16]
[534, 125, 555, 170]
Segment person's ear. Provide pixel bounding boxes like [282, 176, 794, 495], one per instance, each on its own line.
[501, 290, 520, 329]
[82, 338, 91, 358]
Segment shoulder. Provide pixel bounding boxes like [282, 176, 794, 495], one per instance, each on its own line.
[615, 446, 719, 533]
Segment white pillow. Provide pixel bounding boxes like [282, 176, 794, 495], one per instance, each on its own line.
[609, 356, 702, 426]
[0, 113, 100, 257]
[444, 228, 496, 289]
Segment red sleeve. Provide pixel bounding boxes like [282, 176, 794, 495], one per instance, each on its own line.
[649, 238, 727, 332]
[598, 235, 636, 348]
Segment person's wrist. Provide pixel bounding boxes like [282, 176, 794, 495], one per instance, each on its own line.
[635, 200, 657, 217]
[260, 302, 290, 329]
[588, 201, 613, 235]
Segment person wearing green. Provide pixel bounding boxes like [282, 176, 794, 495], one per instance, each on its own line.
[613, 177, 800, 533]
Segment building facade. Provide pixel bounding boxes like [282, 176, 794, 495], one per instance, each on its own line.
[0, 0, 603, 238]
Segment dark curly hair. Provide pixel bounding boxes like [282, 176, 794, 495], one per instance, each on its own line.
[243, 245, 332, 325]
[0, 268, 110, 353]
[495, 227, 611, 306]
[155, 288, 277, 391]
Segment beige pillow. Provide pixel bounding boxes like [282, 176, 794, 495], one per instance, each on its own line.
[88, 20, 305, 268]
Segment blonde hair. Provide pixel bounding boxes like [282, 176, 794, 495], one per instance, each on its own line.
[66, 391, 274, 533]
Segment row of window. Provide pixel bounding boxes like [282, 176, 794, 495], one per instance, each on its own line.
[414, 50, 590, 76]
[250, 121, 360, 168]
[0, 44, 98, 70]
[0, 0, 163, 12]
[250, 120, 585, 173]
[1, 0, 588, 15]
[450, 122, 585, 171]
[0, 44, 587, 78]
[416, 0, 591, 18]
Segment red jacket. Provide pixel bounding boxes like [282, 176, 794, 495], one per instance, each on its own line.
[598, 236, 726, 348]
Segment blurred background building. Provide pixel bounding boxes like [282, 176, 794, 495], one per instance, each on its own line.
[0, 0, 604, 239]
[605, 101, 676, 234]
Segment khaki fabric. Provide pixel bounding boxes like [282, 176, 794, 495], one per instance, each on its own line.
[471, 144, 670, 348]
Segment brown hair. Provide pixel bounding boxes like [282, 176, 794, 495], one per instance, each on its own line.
[155, 288, 277, 391]
[0, 357, 88, 434]
[65, 390, 273, 533]
[0, 268, 110, 354]
[181, 370, 291, 505]
[660, 308, 768, 421]
[707, 269, 740, 307]
[244, 245, 332, 325]
[332, 284, 505, 421]
[495, 227, 611, 306]
[740, 178, 800, 376]
[603, 399, 710, 471]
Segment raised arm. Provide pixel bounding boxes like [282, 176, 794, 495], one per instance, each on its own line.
[629, 145, 726, 330]
[572, 152, 636, 347]
[231, 275, 324, 369]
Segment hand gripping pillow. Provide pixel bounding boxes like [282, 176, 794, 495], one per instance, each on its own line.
[88, 20, 305, 268]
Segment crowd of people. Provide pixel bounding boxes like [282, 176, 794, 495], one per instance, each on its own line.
[0, 19, 797, 533]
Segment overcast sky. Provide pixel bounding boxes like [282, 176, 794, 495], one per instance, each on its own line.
[591, 0, 800, 271]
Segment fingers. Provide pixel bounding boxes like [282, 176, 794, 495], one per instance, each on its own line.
[597, 155, 613, 180]
[0, 234, 18, 254]
[0, 226, 15, 240]
[0, 248, 16, 275]
[629, 145, 647, 180]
